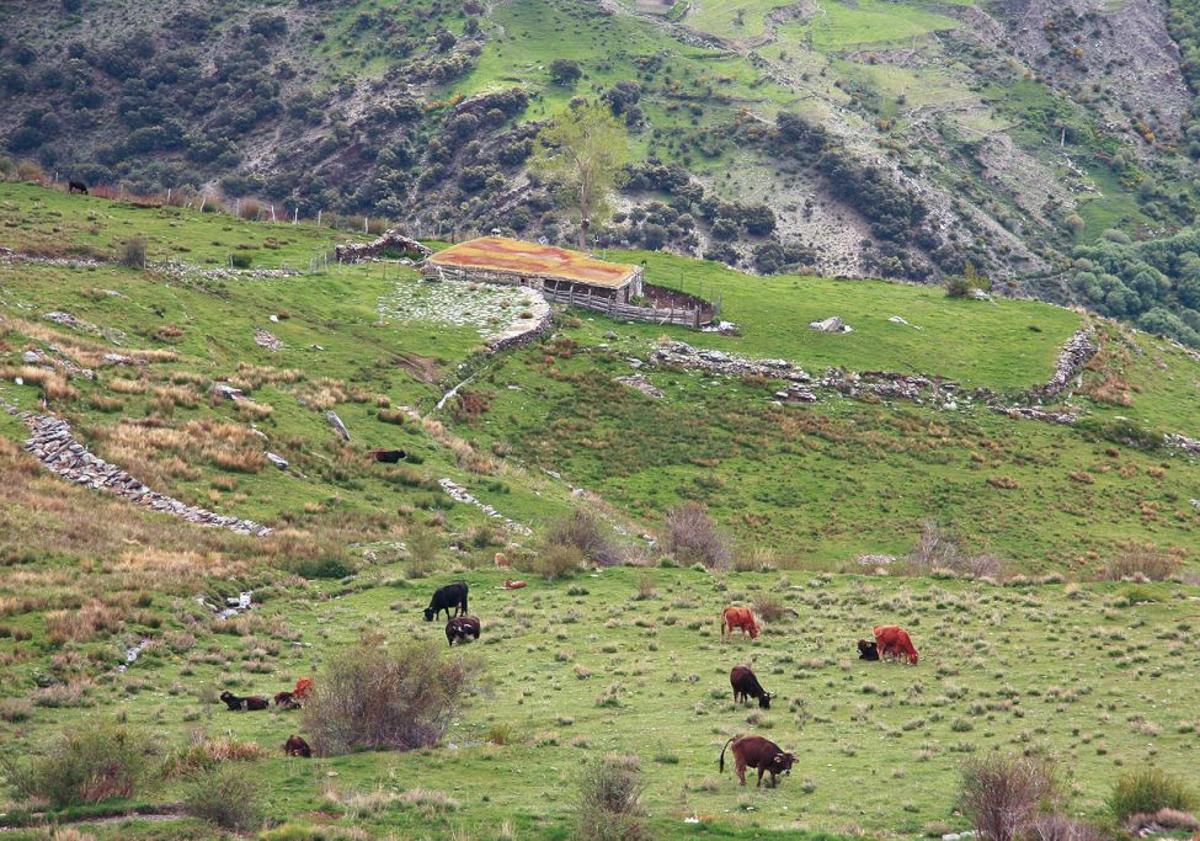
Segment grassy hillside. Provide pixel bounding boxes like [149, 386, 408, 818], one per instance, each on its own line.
[1, 184, 1199, 838]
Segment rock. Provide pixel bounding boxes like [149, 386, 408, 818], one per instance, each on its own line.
[888, 315, 909, 325]
[603, 330, 618, 340]
[211, 383, 244, 401]
[326, 411, 351, 441]
[969, 289, 992, 301]
[334, 229, 431, 264]
[615, 375, 665, 399]
[22, 350, 40, 363]
[266, 452, 289, 470]
[809, 316, 852, 333]
[254, 328, 283, 351]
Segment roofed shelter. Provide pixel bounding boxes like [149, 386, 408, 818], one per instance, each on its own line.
[424, 236, 644, 304]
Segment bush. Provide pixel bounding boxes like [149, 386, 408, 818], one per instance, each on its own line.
[905, 521, 1004, 579]
[546, 508, 622, 565]
[529, 544, 584, 580]
[405, 523, 441, 577]
[229, 252, 253, 269]
[1108, 768, 1196, 821]
[183, 764, 263, 831]
[120, 237, 147, 269]
[1102, 545, 1179, 582]
[302, 637, 482, 755]
[959, 754, 1058, 841]
[1023, 814, 1107, 841]
[1, 721, 151, 806]
[577, 754, 648, 841]
[663, 502, 729, 569]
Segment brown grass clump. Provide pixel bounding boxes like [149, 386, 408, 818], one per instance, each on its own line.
[0, 365, 77, 400]
[164, 731, 265, 777]
[108, 377, 147, 394]
[233, 399, 274, 421]
[753, 593, 791, 624]
[91, 418, 267, 478]
[45, 600, 125, 645]
[576, 754, 648, 841]
[153, 384, 201, 408]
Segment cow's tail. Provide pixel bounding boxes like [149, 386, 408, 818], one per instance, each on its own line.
[719, 737, 735, 773]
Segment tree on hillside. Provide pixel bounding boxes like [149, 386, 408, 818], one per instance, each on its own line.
[532, 101, 629, 250]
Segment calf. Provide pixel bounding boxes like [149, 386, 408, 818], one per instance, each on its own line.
[274, 691, 300, 709]
[730, 665, 772, 709]
[67, 180, 88, 195]
[857, 640, 879, 661]
[446, 615, 481, 646]
[873, 625, 919, 665]
[424, 581, 469, 622]
[719, 735, 796, 788]
[283, 735, 311, 757]
[219, 691, 268, 711]
[503, 579, 526, 590]
[721, 606, 760, 640]
[494, 551, 511, 569]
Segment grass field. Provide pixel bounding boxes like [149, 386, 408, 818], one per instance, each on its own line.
[2, 184, 1200, 838]
[2, 567, 1198, 839]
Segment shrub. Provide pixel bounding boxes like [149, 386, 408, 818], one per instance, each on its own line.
[577, 754, 648, 841]
[405, 523, 441, 577]
[164, 732, 264, 777]
[301, 637, 482, 755]
[229, 252, 253, 269]
[1102, 545, 1179, 582]
[905, 521, 1004, 579]
[530, 544, 584, 580]
[663, 502, 729, 569]
[1108, 768, 1196, 821]
[1, 721, 151, 806]
[546, 509, 622, 565]
[753, 593, 789, 624]
[119, 237, 147, 269]
[0, 698, 32, 722]
[959, 754, 1058, 841]
[634, 572, 656, 600]
[1024, 814, 1107, 841]
[183, 763, 263, 831]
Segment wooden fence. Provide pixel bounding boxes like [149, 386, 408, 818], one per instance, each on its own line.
[542, 287, 710, 327]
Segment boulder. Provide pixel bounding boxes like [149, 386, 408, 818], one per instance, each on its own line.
[809, 316, 852, 333]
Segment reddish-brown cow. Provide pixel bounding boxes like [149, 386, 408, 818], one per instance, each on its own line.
[719, 735, 796, 788]
[721, 606, 760, 640]
[873, 625, 919, 665]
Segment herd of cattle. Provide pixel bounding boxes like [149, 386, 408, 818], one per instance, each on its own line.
[216, 580, 918, 786]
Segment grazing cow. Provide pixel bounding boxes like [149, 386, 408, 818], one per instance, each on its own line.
[719, 735, 796, 788]
[67, 180, 88, 195]
[283, 735, 311, 757]
[219, 691, 269, 711]
[445, 615, 481, 646]
[857, 640, 879, 661]
[424, 581, 469, 622]
[371, 449, 406, 463]
[721, 606, 760, 640]
[730, 665, 772, 709]
[494, 552, 511, 569]
[503, 579, 526, 590]
[873, 625, 919, 665]
[274, 691, 300, 709]
[293, 677, 314, 700]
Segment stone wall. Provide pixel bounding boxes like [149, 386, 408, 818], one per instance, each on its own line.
[335, 229, 432, 264]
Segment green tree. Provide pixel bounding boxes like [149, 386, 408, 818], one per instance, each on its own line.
[533, 101, 629, 249]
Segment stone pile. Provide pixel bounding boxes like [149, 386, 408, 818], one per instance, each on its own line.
[992, 405, 1078, 424]
[810, 316, 853, 333]
[615, 375, 665, 399]
[438, 478, 532, 535]
[44, 310, 127, 345]
[19, 413, 272, 536]
[156, 260, 300, 282]
[335, 229, 431, 264]
[1165, 433, 1200, 454]
[21, 348, 95, 380]
[254, 328, 283, 351]
[650, 341, 813, 383]
[1033, 329, 1098, 399]
[818, 369, 961, 407]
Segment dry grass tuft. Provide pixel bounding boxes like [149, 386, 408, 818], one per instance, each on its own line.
[0, 365, 77, 400]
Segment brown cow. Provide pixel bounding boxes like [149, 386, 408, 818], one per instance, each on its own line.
[274, 691, 300, 709]
[730, 665, 772, 709]
[283, 735, 311, 757]
[445, 615, 481, 646]
[494, 552, 511, 569]
[719, 735, 796, 788]
[873, 625, 918, 665]
[721, 606, 760, 640]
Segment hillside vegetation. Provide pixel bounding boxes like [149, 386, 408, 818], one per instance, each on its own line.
[4, 0, 1200, 346]
[0, 184, 1199, 838]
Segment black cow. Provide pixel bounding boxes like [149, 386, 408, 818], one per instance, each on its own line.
[220, 690, 268, 711]
[371, 449, 407, 463]
[67, 180, 89, 195]
[719, 735, 796, 788]
[424, 581, 468, 622]
[858, 640, 879, 661]
[730, 664, 772, 709]
[446, 615, 481, 646]
[283, 735, 311, 757]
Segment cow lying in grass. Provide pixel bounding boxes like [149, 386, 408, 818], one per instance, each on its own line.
[721, 606, 760, 640]
[730, 665, 772, 709]
[873, 625, 919, 665]
[858, 640, 879, 660]
[719, 735, 795, 788]
[446, 615, 480, 646]
[274, 691, 301, 709]
[424, 581, 469, 621]
[220, 691, 268, 711]
[283, 735, 311, 757]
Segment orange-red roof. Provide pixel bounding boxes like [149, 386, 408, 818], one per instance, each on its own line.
[428, 237, 640, 289]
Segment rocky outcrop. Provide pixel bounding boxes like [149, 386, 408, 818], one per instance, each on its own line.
[1165, 433, 1200, 455]
[18, 412, 272, 536]
[335, 230, 432, 264]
